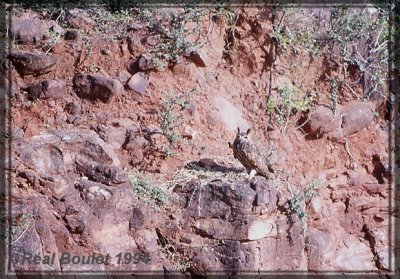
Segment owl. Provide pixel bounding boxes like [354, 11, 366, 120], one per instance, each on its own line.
[229, 128, 274, 179]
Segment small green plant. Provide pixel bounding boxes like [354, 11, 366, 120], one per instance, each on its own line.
[92, 8, 132, 39]
[137, 8, 207, 65]
[129, 171, 171, 212]
[271, 7, 320, 55]
[322, 6, 390, 100]
[158, 87, 198, 158]
[267, 84, 313, 132]
[287, 180, 319, 247]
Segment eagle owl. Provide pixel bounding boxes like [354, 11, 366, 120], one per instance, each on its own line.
[229, 128, 274, 179]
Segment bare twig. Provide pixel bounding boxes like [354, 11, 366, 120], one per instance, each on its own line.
[45, 32, 61, 55]
[344, 140, 358, 164]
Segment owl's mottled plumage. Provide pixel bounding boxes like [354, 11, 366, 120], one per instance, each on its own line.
[229, 128, 274, 179]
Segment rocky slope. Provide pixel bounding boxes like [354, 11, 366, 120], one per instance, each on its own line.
[3, 3, 397, 276]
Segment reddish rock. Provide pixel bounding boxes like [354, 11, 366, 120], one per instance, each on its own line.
[8, 52, 59, 76]
[341, 101, 375, 136]
[28, 78, 66, 100]
[73, 73, 123, 103]
[305, 105, 341, 137]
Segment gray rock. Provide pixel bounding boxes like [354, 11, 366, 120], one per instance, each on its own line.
[75, 160, 128, 186]
[8, 52, 59, 76]
[73, 73, 123, 103]
[116, 70, 131, 84]
[28, 78, 66, 100]
[127, 72, 150, 94]
[11, 12, 50, 44]
[75, 180, 112, 204]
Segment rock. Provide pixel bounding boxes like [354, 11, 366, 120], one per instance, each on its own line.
[67, 9, 95, 30]
[42, 176, 70, 200]
[127, 54, 155, 74]
[305, 105, 341, 137]
[129, 207, 145, 230]
[17, 129, 121, 176]
[194, 215, 276, 241]
[124, 133, 147, 151]
[64, 29, 80, 41]
[95, 112, 108, 123]
[116, 70, 131, 84]
[64, 102, 81, 115]
[65, 210, 86, 234]
[127, 72, 150, 94]
[75, 179, 112, 204]
[251, 177, 278, 211]
[196, 158, 219, 169]
[341, 101, 375, 136]
[9, 191, 81, 272]
[334, 234, 376, 270]
[75, 160, 128, 186]
[18, 143, 67, 176]
[73, 73, 123, 103]
[28, 78, 66, 100]
[11, 12, 50, 44]
[189, 49, 208, 67]
[8, 52, 59, 76]
[91, 124, 127, 149]
[308, 228, 337, 270]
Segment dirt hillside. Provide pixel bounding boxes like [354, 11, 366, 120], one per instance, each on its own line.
[3, 2, 398, 276]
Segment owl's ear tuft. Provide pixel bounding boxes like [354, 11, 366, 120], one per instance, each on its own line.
[246, 128, 251, 135]
[228, 142, 232, 148]
[237, 127, 240, 134]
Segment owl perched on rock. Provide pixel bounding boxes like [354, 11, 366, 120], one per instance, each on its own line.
[229, 128, 275, 179]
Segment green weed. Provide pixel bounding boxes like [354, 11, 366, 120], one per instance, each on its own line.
[267, 84, 313, 132]
[129, 171, 171, 212]
[158, 87, 198, 158]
